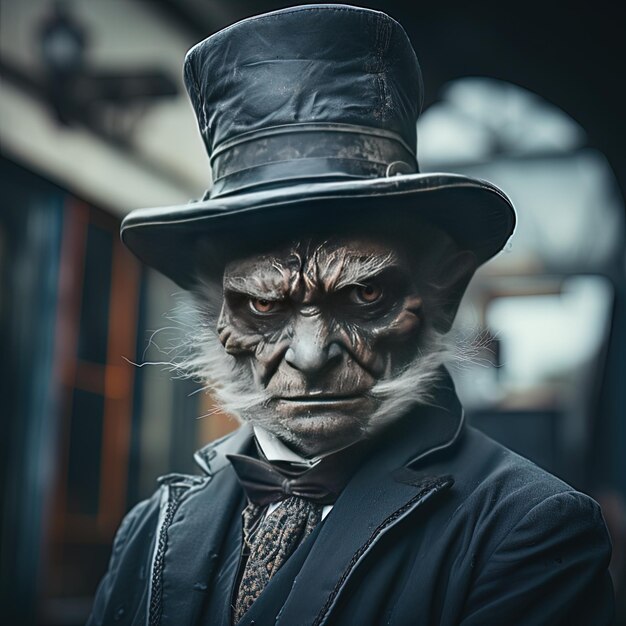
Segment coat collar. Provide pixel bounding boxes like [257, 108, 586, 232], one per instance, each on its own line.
[194, 421, 254, 475]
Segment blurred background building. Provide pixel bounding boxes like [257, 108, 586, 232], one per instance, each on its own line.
[1, 1, 624, 624]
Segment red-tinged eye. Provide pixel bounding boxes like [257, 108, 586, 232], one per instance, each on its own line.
[352, 282, 383, 304]
[249, 298, 277, 313]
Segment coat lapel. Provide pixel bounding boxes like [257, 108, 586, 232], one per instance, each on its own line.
[276, 372, 464, 626]
[159, 425, 254, 626]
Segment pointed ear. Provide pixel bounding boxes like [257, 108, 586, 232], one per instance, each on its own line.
[428, 250, 478, 333]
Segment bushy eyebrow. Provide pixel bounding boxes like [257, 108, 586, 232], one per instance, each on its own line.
[327, 252, 400, 291]
[223, 275, 288, 300]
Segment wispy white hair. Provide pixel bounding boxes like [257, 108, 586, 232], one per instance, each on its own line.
[166, 278, 270, 419]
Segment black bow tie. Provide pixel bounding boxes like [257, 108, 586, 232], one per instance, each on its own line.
[227, 438, 372, 507]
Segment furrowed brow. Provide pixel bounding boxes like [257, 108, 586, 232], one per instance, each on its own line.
[331, 253, 400, 290]
[223, 275, 287, 300]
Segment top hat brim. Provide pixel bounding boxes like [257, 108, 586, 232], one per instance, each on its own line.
[121, 173, 516, 290]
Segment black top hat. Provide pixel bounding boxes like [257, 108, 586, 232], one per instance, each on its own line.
[121, 4, 515, 288]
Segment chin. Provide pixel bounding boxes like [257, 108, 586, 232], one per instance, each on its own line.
[271, 397, 377, 457]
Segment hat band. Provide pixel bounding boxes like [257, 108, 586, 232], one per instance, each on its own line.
[209, 123, 418, 197]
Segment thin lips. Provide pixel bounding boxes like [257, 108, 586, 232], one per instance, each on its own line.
[277, 394, 363, 402]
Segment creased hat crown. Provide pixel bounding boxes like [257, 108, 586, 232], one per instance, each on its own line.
[183, 4, 424, 197]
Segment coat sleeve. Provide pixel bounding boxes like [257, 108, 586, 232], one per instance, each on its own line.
[460, 490, 614, 625]
[86, 493, 161, 626]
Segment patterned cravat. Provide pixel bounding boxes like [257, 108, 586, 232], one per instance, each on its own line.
[233, 497, 323, 623]
[229, 437, 374, 623]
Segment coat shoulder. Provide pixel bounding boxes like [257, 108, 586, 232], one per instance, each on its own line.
[458, 425, 575, 497]
[404, 425, 614, 623]
[451, 428, 614, 624]
[441, 425, 611, 568]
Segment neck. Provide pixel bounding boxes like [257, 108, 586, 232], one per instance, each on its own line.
[253, 425, 368, 464]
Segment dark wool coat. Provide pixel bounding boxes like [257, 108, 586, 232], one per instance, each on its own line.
[87, 374, 614, 626]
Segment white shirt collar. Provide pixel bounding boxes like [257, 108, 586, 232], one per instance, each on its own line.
[253, 426, 321, 467]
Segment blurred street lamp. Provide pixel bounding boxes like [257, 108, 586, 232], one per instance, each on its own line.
[35, 1, 177, 142]
[38, 1, 87, 124]
[39, 1, 86, 75]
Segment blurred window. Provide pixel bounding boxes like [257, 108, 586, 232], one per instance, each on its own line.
[45, 193, 140, 619]
[487, 276, 613, 396]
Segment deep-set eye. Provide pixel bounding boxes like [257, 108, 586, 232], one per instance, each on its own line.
[351, 282, 383, 304]
[249, 298, 278, 313]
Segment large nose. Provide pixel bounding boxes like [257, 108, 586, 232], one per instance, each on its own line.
[284, 312, 342, 376]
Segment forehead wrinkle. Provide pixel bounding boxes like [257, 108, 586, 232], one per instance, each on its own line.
[301, 243, 399, 293]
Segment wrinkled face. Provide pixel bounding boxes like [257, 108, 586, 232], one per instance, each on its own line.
[216, 236, 427, 456]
